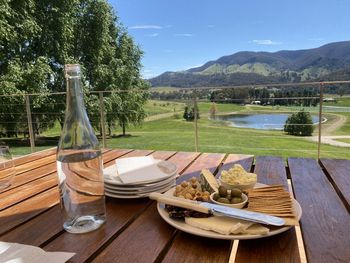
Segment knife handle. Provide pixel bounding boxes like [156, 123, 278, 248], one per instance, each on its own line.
[149, 192, 210, 214]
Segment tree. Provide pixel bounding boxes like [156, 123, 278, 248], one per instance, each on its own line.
[209, 102, 218, 118]
[284, 110, 314, 136]
[183, 106, 189, 120]
[183, 103, 200, 121]
[0, 0, 148, 137]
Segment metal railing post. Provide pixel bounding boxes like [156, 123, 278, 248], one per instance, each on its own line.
[193, 95, 199, 152]
[99, 92, 107, 148]
[25, 95, 35, 152]
[317, 84, 324, 160]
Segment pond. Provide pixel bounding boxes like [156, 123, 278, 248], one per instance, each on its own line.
[213, 113, 320, 130]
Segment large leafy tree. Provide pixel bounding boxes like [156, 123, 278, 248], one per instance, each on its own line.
[0, 0, 148, 137]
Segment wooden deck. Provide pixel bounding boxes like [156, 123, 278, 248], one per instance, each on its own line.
[0, 148, 349, 263]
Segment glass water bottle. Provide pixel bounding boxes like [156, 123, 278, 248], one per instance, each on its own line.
[56, 64, 106, 234]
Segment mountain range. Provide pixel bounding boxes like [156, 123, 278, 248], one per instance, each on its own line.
[149, 41, 350, 87]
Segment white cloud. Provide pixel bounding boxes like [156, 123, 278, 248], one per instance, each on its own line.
[174, 33, 193, 37]
[129, 25, 163, 29]
[251, 39, 282, 45]
[146, 33, 159, 37]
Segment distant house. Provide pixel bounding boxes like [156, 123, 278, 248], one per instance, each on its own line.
[323, 98, 336, 102]
[251, 100, 261, 105]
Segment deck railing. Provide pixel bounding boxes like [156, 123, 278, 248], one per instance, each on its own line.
[1, 80, 350, 159]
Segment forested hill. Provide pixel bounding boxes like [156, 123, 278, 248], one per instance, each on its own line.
[149, 41, 350, 87]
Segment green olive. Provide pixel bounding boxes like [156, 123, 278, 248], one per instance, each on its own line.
[231, 188, 242, 198]
[218, 186, 228, 197]
[217, 197, 230, 204]
[231, 197, 243, 204]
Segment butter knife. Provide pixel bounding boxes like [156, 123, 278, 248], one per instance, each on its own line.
[149, 192, 285, 226]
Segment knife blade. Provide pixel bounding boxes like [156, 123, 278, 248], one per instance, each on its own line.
[200, 202, 285, 226]
[149, 192, 285, 226]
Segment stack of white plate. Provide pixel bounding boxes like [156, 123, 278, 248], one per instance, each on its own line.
[103, 159, 178, 199]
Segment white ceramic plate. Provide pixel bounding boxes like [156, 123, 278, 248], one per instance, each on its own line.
[105, 183, 176, 199]
[104, 174, 178, 191]
[105, 180, 176, 195]
[156, 185, 302, 240]
[104, 160, 177, 186]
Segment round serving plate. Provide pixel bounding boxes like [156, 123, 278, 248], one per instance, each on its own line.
[156, 184, 302, 240]
[104, 160, 177, 186]
[104, 174, 177, 191]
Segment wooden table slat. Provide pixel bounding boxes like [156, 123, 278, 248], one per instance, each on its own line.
[0, 206, 63, 246]
[254, 156, 289, 190]
[1, 150, 349, 263]
[0, 173, 57, 211]
[14, 154, 57, 174]
[176, 152, 225, 184]
[150, 151, 177, 160]
[161, 153, 228, 263]
[288, 157, 350, 263]
[217, 154, 254, 177]
[42, 150, 174, 262]
[13, 148, 57, 166]
[235, 156, 300, 263]
[87, 152, 201, 263]
[0, 149, 138, 249]
[319, 158, 350, 209]
[0, 188, 59, 235]
[167, 151, 201, 174]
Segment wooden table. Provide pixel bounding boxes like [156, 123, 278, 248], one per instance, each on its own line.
[0, 148, 349, 263]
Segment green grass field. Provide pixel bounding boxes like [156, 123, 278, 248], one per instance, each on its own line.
[323, 96, 350, 107]
[106, 114, 349, 159]
[144, 100, 185, 116]
[3, 100, 350, 159]
[334, 138, 350, 144]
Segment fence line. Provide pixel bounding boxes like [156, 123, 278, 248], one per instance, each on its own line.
[1, 80, 350, 158]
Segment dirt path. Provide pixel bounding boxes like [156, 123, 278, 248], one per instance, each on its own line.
[309, 135, 350, 147]
[321, 113, 347, 135]
[308, 113, 350, 146]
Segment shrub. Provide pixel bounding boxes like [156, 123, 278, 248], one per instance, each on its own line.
[183, 105, 200, 121]
[284, 110, 314, 136]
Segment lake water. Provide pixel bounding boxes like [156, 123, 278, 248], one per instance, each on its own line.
[213, 114, 320, 130]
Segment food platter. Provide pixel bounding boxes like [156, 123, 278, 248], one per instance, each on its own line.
[156, 185, 302, 240]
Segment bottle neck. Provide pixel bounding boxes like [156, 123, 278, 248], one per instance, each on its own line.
[66, 76, 86, 116]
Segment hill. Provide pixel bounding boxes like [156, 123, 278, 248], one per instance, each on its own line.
[149, 41, 350, 87]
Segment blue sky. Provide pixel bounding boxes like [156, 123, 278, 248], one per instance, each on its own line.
[110, 0, 350, 79]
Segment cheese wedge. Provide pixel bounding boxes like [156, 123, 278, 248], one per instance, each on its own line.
[185, 216, 269, 235]
[200, 169, 219, 193]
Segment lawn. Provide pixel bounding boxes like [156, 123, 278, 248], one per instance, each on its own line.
[144, 100, 185, 116]
[107, 115, 350, 159]
[334, 138, 350, 144]
[323, 96, 350, 107]
[3, 100, 350, 159]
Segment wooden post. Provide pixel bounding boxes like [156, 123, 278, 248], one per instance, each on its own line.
[99, 92, 107, 148]
[317, 84, 324, 160]
[193, 95, 199, 152]
[25, 95, 35, 152]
